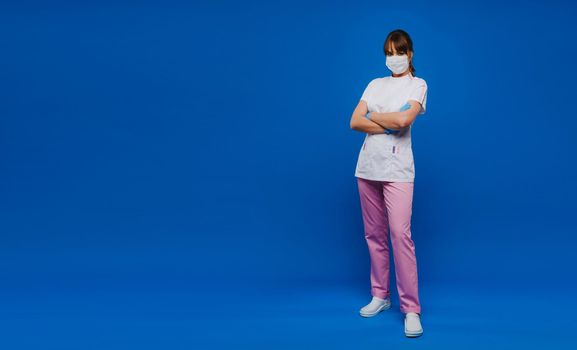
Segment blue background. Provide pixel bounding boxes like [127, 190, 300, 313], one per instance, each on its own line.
[1, 0, 576, 348]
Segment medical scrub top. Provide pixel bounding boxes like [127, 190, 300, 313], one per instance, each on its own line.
[354, 73, 428, 182]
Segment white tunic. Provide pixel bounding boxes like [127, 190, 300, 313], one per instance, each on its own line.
[354, 73, 428, 182]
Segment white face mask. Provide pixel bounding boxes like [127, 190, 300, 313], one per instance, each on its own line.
[386, 54, 409, 74]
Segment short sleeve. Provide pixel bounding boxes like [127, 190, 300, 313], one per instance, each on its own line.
[360, 79, 376, 104]
[408, 80, 428, 115]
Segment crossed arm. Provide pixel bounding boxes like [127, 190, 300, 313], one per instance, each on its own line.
[349, 100, 422, 135]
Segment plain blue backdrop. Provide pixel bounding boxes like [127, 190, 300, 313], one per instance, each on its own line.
[1, 0, 576, 348]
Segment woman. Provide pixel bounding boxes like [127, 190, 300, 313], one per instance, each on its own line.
[349, 29, 428, 338]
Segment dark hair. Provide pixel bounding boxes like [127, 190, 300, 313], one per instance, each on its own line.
[383, 29, 416, 76]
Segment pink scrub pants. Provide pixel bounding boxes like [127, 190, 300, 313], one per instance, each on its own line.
[356, 177, 421, 314]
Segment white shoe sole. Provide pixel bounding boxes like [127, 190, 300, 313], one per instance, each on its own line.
[405, 329, 423, 337]
[359, 302, 391, 317]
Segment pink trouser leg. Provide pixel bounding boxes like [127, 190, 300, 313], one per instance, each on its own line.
[357, 177, 391, 300]
[357, 177, 421, 314]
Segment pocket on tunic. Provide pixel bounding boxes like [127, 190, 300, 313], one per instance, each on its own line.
[390, 146, 414, 179]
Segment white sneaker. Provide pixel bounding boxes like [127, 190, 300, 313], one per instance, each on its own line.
[404, 312, 423, 337]
[359, 296, 391, 317]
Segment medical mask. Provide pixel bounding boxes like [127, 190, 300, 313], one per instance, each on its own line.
[386, 54, 409, 74]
